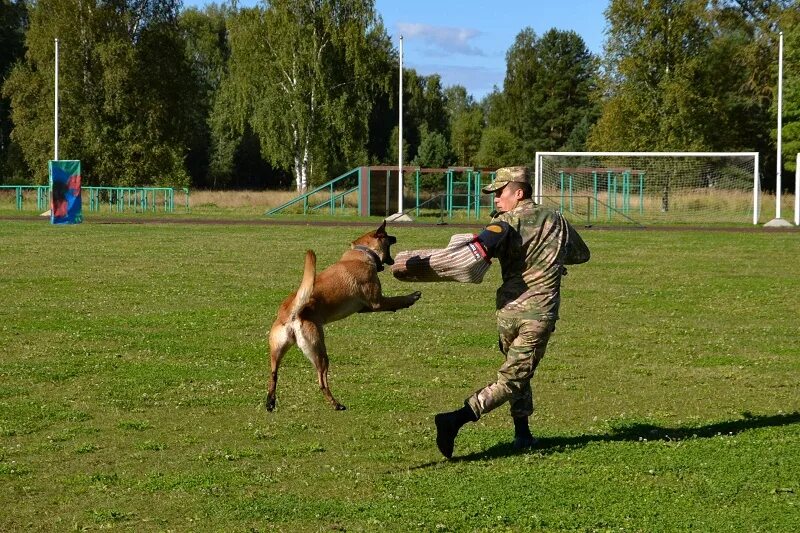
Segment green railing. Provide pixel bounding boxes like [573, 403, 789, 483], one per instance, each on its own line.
[0, 185, 190, 213]
[0, 185, 51, 211]
[265, 168, 361, 215]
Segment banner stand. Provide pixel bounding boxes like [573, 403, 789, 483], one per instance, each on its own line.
[49, 160, 82, 224]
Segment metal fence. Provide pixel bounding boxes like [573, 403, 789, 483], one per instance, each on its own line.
[0, 185, 190, 213]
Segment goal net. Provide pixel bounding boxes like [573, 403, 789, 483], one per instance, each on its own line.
[534, 152, 760, 225]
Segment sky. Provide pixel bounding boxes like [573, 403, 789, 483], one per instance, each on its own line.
[184, 0, 609, 100]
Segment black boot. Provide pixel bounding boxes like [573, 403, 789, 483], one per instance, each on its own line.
[513, 416, 538, 449]
[434, 403, 477, 459]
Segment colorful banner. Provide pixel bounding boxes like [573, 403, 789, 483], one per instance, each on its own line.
[49, 160, 82, 224]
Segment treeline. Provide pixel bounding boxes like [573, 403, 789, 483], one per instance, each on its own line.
[0, 0, 798, 191]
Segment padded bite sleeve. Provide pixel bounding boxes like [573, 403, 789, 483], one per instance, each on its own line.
[391, 234, 492, 283]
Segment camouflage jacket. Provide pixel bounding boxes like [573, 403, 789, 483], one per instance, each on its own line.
[489, 199, 590, 320]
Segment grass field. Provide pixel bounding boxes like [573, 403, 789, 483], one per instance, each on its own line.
[1, 218, 799, 531]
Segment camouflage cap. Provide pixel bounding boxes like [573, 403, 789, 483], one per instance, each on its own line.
[482, 166, 530, 193]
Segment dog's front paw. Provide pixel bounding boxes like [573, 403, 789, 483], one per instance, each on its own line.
[408, 291, 422, 305]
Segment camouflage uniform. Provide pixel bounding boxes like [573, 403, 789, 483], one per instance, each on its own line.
[466, 198, 590, 419]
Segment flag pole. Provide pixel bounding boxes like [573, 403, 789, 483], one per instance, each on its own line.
[765, 32, 791, 226]
[776, 31, 783, 219]
[54, 38, 59, 161]
[397, 34, 404, 215]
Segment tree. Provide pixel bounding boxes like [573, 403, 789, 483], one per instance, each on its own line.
[3, 0, 199, 186]
[398, 69, 450, 166]
[412, 126, 451, 168]
[387, 125, 410, 167]
[445, 85, 483, 166]
[500, 27, 540, 157]
[412, 125, 451, 190]
[481, 88, 507, 129]
[589, 0, 712, 151]
[774, 6, 800, 173]
[179, 5, 229, 187]
[0, 0, 27, 182]
[498, 27, 598, 158]
[226, 0, 392, 191]
[589, 0, 792, 162]
[444, 85, 474, 120]
[475, 126, 522, 168]
[534, 29, 599, 151]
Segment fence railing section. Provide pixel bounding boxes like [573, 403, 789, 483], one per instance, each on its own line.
[265, 168, 361, 216]
[0, 185, 190, 213]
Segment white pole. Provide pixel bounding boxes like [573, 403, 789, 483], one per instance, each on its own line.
[397, 35, 403, 214]
[795, 153, 799, 226]
[54, 38, 59, 161]
[776, 32, 783, 219]
[753, 152, 760, 225]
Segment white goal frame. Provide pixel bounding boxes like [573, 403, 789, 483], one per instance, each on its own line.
[534, 151, 761, 225]
[795, 153, 799, 226]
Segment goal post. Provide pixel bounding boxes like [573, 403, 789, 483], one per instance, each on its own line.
[795, 153, 799, 226]
[534, 152, 760, 225]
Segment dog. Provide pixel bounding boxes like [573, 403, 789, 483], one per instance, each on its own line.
[267, 221, 421, 411]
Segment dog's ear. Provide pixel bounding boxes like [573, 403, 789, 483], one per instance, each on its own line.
[375, 220, 387, 236]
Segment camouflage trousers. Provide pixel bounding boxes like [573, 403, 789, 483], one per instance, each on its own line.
[466, 317, 554, 419]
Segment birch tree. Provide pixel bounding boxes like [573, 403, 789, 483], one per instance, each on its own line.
[228, 0, 391, 191]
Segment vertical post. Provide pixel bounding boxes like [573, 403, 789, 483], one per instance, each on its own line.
[753, 152, 760, 224]
[776, 32, 783, 219]
[54, 38, 59, 160]
[568, 174, 574, 213]
[795, 153, 799, 226]
[639, 172, 644, 215]
[446, 170, 452, 218]
[397, 35, 404, 215]
[357, 167, 362, 216]
[593, 172, 597, 220]
[466, 170, 472, 216]
[559, 171, 564, 211]
[415, 169, 420, 217]
[473, 171, 479, 217]
[623, 171, 630, 214]
[612, 174, 617, 210]
[365, 168, 371, 216]
[385, 170, 391, 214]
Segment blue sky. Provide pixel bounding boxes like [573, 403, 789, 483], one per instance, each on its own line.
[184, 1, 609, 100]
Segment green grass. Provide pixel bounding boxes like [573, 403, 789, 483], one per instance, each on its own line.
[1, 219, 799, 531]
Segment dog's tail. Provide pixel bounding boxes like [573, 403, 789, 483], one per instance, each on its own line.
[290, 250, 316, 319]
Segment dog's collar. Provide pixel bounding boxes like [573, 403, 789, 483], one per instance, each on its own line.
[353, 245, 384, 272]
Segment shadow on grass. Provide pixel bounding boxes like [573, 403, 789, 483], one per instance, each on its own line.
[410, 411, 800, 469]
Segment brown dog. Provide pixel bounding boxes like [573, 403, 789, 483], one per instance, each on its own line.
[267, 221, 421, 411]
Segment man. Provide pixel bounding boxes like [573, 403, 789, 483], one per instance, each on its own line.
[434, 166, 590, 459]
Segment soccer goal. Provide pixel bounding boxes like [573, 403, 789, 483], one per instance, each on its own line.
[534, 152, 760, 225]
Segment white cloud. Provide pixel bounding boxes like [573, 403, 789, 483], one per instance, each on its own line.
[406, 63, 503, 100]
[397, 23, 485, 57]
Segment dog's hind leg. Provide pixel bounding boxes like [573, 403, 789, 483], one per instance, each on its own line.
[297, 321, 345, 411]
[266, 323, 293, 411]
[316, 352, 345, 411]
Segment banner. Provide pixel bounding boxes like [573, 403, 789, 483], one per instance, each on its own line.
[49, 160, 82, 224]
